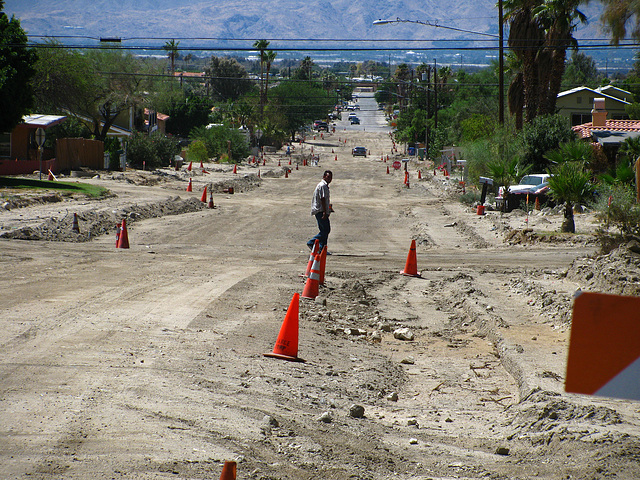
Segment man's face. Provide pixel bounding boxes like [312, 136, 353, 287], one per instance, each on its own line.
[324, 172, 332, 184]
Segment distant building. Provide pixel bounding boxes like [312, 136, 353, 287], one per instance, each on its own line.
[0, 114, 66, 175]
[557, 86, 632, 126]
[573, 98, 640, 164]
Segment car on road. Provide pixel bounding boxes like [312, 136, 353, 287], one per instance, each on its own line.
[352, 146, 367, 157]
[350, 117, 360, 125]
[315, 121, 329, 132]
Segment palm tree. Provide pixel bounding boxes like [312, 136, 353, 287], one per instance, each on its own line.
[253, 39, 269, 113]
[163, 39, 180, 76]
[533, 0, 587, 115]
[600, 0, 640, 44]
[503, 0, 545, 123]
[264, 50, 277, 103]
[547, 161, 593, 233]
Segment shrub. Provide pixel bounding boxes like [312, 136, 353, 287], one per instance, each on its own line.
[594, 183, 640, 236]
[126, 131, 179, 169]
[190, 125, 249, 162]
[187, 140, 208, 164]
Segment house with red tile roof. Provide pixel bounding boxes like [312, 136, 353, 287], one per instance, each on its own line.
[572, 98, 640, 163]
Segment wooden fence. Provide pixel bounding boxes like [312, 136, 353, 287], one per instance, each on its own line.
[56, 138, 104, 171]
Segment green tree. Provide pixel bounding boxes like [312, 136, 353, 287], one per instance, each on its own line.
[204, 56, 254, 101]
[0, 0, 36, 132]
[520, 114, 575, 171]
[562, 52, 600, 88]
[165, 95, 212, 137]
[32, 41, 148, 141]
[267, 80, 334, 141]
[293, 56, 315, 81]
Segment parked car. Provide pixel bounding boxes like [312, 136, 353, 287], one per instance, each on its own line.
[496, 174, 554, 212]
[315, 121, 329, 132]
[507, 174, 551, 194]
[350, 117, 360, 125]
[352, 146, 367, 157]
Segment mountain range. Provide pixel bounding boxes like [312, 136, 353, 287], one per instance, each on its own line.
[3, 0, 629, 69]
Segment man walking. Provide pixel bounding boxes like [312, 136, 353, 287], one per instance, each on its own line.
[307, 170, 333, 253]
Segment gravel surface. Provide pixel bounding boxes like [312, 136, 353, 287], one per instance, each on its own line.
[1, 92, 639, 480]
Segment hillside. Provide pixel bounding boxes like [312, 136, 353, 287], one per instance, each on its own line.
[4, 0, 624, 69]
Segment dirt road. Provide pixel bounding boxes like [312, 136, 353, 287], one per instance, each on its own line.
[1, 93, 639, 479]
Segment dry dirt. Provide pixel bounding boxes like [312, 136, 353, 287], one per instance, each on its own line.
[1, 93, 640, 480]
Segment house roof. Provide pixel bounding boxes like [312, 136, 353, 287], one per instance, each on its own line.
[21, 114, 67, 128]
[573, 119, 640, 144]
[557, 86, 630, 106]
[596, 85, 634, 102]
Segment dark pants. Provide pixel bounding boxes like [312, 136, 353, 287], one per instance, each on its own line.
[308, 212, 330, 252]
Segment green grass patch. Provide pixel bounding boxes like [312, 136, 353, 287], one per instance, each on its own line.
[0, 177, 109, 198]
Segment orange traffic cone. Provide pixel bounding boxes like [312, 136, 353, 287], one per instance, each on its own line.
[302, 254, 321, 300]
[289, 159, 292, 165]
[296, 163, 299, 170]
[117, 218, 130, 249]
[319, 246, 328, 285]
[285, 169, 289, 178]
[400, 239, 420, 277]
[278, 160, 281, 166]
[47, 169, 54, 181]
[264, 293, 305, 362]
[72, 213, 80, 233]
[208, 192, 215, 208]
[535, 196, 540, 210]
[258, 169, 261, 178]
[200, 185, 208, 202]
[386, 166, 389, 174]
[200, 160, 204, 169]
[418, 170, 422, 179]
[233, 164, 237, 174]
[332, 149, 334, 153]
[187, 162, 192, 172]
[404, 172, 408, 185]
[202, 169, 210, 174]
[186, 178, 192, 192]
[334, 155, 337, 161]
[219, 461, 236, 480]
[304, 239, 319, 277]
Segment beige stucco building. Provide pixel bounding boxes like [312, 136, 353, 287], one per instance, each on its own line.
[557, 86, 633, 126]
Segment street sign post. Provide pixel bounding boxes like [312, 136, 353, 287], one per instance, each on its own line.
[35, 128, 46, 180]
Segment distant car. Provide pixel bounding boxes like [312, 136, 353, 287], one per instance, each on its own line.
[316, 121, 329, 132]
[352, 146, 367, 157]
[353, 104, 360, 110]
[346, 105, 355, 111]
[350, 117, 360, 125]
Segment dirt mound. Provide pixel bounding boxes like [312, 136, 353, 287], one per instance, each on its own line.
[565, 241, 640, 296]
[505, 228, 597, 246]
[0, 196, 205, 242]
